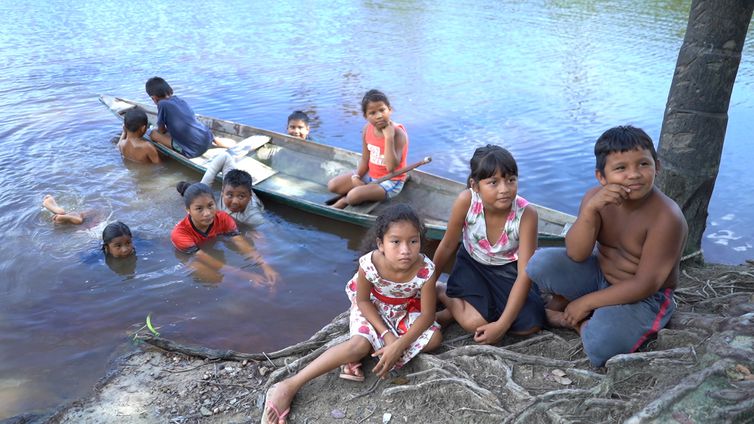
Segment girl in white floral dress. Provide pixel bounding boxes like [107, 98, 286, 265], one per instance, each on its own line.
[261, 204, 442, 424]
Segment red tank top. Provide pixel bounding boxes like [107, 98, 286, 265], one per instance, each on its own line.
[365, 123, 408, 181]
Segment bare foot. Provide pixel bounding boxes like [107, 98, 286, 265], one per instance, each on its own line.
[545, 309, 571, 329]
[42, 195, 66, 215]
[546, 294, 569, 312]
[52, 213, 84, 225]
[213, 137, 237, 148]
[436, 309, 455, 327]
[332, 197, 348, 209]
[263, 381, 295, 424]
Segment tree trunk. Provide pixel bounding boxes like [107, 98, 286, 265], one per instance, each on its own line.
[656, 0, 754, 260]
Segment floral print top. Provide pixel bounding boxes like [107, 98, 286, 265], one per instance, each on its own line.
[462, 189, 529, 266]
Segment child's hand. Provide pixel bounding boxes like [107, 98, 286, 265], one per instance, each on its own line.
[473, 322, 508, 345]
[563, 297, 592, 328]
[381, 121, 396, 136]
[586, 184, 630, 213]
[261, 263, 279, 284]
[371, 334, 402, 379]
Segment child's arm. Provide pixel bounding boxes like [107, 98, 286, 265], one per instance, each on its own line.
[562, 208, 687, 327]
[566, 185, 629, 261]
[229, 234, 279, 284]
[432, 190, 471, 273]
[380, 123, 406, 173]
[474, 206, 538, 344]
[200, 153, 235, 186]
[354, 126, 370, 179]
[146, 144, 161, 164]
[371, 273, 438, 378]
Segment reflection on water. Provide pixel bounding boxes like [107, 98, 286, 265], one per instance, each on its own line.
[1, 0, 753, 418]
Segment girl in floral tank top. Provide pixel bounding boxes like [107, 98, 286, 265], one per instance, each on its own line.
[432, 145, 546, 345]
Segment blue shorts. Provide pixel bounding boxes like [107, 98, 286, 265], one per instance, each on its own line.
[363, 175, 405, 199]
[526, 248, 675, 367]
[446, 246, 545, 333]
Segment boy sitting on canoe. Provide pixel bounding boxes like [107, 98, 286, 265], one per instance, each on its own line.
[117, 107, 160, 164]
[526, 125, 688, 367]
[145, 76, 235, 159]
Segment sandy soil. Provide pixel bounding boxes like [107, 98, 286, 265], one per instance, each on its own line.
[8, 262, 754, 424]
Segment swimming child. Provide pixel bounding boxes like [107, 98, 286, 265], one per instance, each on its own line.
[102, 221, 135, 258]
[117, 107, 161, 164]
[171, 183, 277, 284]
[526, 126, 688, 367]
[261, 204, 442, 424]
[42, 195, 85, 225]
[326, 89, 408, 209]
[176, 154, 265, 227]
[145, 77, 235, 159]
[432, 145, 545, 345]
[286, 110, 310, 140]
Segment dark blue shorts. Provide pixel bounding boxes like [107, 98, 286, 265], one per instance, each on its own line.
[527, 248, 675, 367]
[446, 246, 545, 333]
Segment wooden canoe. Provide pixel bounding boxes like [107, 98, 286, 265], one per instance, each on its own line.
[99, 95, 575, 242]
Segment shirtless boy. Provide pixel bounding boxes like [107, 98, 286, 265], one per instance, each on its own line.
[526, 125, 688, 367]
[117, 107, 160, 164]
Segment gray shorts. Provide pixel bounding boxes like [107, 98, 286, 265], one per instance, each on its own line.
[526, 248, 675, 367]
[363, 175, 405, 199]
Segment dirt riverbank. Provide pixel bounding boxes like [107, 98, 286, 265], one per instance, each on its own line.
[8, 262, 754, 424]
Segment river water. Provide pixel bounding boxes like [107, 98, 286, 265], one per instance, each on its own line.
[1, 0, 752, 418]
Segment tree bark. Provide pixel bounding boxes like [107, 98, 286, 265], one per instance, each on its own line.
[656, 0, 754, 258]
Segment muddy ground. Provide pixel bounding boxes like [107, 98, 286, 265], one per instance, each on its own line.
[7, 262, 754, 424]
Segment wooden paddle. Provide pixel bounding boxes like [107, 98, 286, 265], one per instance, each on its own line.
[325, 156, 432, 205]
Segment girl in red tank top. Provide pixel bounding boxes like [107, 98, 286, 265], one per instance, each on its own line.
[326, 89, 409, 209]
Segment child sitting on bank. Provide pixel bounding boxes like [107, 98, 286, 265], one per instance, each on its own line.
[117, 107, 160, 164]
[286, 110, 311, 140]
[261, 204, 442, 424]
[176, 153, 264, 227]
[327, 89, 409, 209]
[145, 77, 234, 159]
[526, 125, 688, 367]
[432, 145, 545, 345]
[172, 183, 277, 284]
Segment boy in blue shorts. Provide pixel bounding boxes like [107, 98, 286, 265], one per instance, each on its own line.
[145, 77, 233, 158]
[526, 125, 688, 367]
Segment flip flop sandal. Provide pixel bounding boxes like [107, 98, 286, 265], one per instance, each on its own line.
[261, 384, 290, 424]
[339, 362, 365, 382]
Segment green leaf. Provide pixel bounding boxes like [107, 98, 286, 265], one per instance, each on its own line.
[146, 314, 160, 337]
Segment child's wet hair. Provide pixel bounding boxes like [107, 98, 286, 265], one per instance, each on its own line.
[223, 169, 253, 193]
[123, 107, 148, 132]
[287, 110, 310, 125]
[361, 89, 391, 115]
[361, 204, 425, 254]
[102, 221, 132, 254]
[181, 183, 215, 208]
[594, 125, 658, 175]
[468, 144, 518, 187]
[145, 76, 173, 98]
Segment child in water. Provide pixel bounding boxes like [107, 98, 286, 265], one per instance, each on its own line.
[117, 107, 160, 164]
[177, 161, 264, 227]
[171, 183, 277, 284]
[261, 204, 441, 424]
[101, 221, 135, 258]
[286, 110, 310, 140]
[432, 145, 545, 345]
[327, 89, 409, 209]
[145, 77, 234, 159]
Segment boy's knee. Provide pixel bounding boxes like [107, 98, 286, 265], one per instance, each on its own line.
[527, 248, 566, 278]
[581, 320, 633, 367]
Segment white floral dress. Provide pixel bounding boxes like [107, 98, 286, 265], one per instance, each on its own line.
[346, 252, 440, 369]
